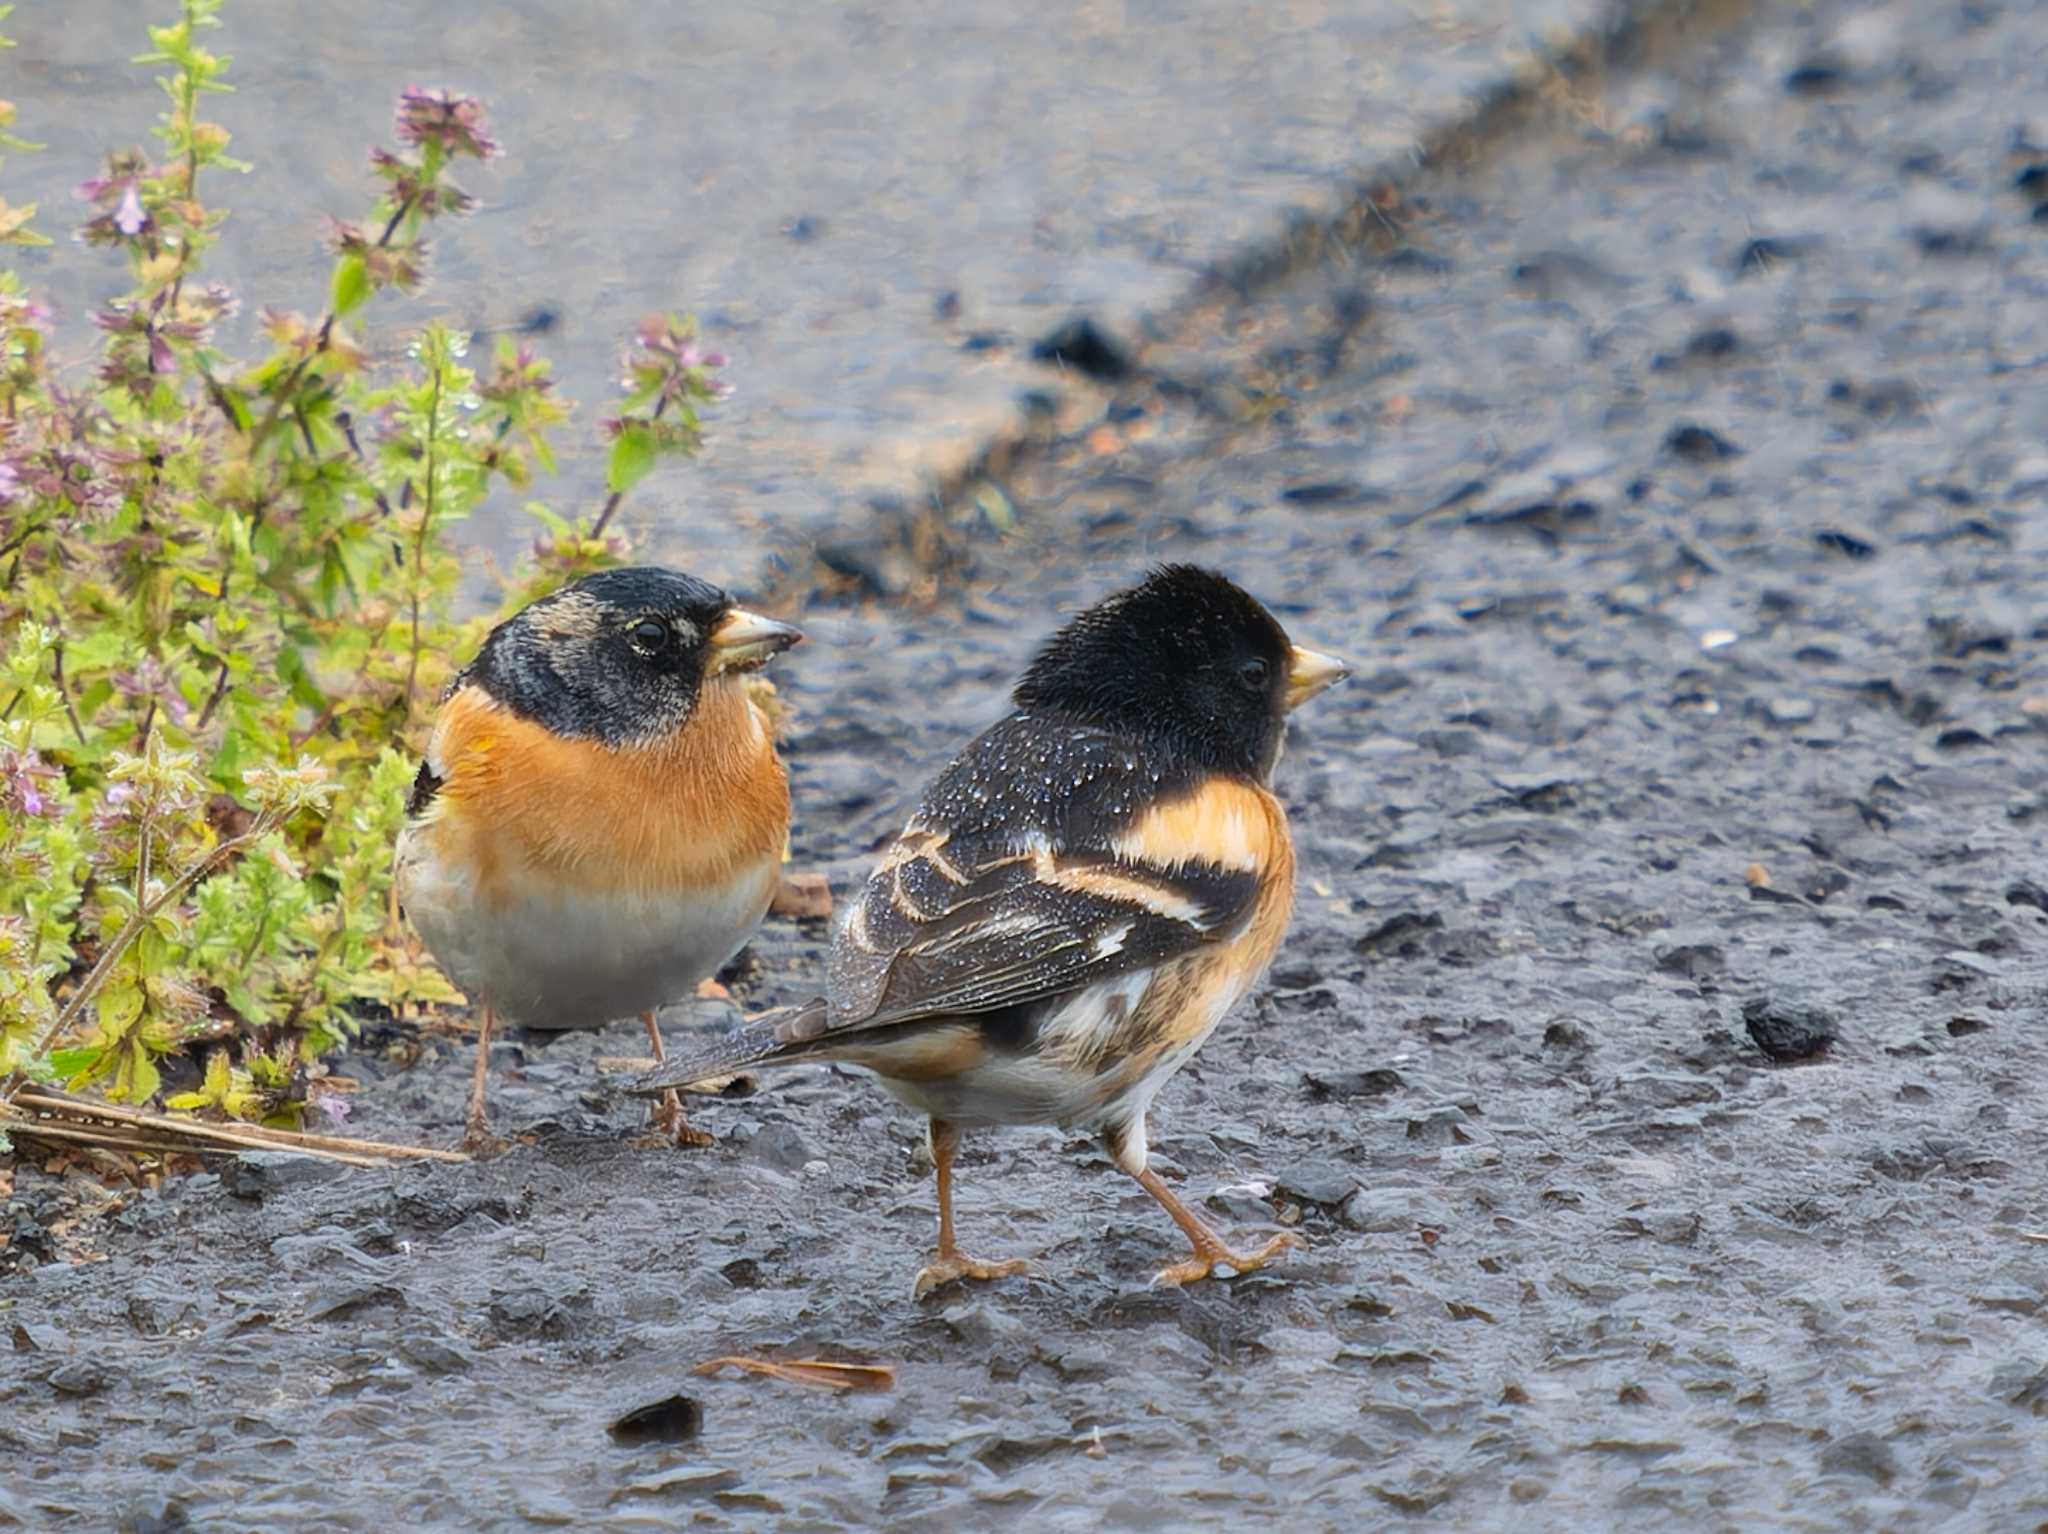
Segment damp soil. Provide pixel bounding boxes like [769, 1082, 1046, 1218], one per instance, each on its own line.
[6, 0, 2048, 1529]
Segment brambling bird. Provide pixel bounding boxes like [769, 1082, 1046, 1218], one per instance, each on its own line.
[632, 565, 1348, 1292]
[395, 566, 801, 1151]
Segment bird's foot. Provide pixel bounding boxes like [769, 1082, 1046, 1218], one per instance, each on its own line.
[1151, 1230, 1305, 1289]
[912, 1248, 1032, 1301]
[634, 1090, 713, 1149]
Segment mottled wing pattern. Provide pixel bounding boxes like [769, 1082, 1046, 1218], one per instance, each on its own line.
[405, 759, 444, 818]
[828, 713, 1262, 1033]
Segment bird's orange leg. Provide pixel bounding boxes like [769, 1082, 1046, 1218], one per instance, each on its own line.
[462, 1003, 506, 1154]
[1129, 1159, 1305, 1288]
[639, 1010, 713, 1148]
[912, 1118, 1032, 1299]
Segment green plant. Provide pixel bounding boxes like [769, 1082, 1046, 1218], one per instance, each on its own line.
[0, 1, 728, 1130]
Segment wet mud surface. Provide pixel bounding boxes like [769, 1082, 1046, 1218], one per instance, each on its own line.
[8, 0, 2048, 1528]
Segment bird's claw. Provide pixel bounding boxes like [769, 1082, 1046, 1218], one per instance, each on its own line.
[912, 1251, 1033, 1301]
[638, 1091, 713, 1149]
[1150, 1230, 1306, 1289]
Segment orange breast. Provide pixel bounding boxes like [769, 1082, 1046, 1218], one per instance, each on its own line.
[421, 680, 789, 902]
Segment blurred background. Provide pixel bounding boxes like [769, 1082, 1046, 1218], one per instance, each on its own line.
[6, 1, 1592, 581]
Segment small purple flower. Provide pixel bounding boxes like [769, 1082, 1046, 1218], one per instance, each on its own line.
[91, 780, 139, 835]
[394, 87, 500, 161]
[75, 152, 154, 246]
[1, 746, 61, 820]
[114, 184, 146, 237]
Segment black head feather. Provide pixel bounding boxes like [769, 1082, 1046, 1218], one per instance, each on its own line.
[1012, 565, 1298, 779]
[461, 566, 738, 746]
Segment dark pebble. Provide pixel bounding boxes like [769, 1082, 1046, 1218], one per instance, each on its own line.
[2007, 880, 2048, 914]
[48, 1359, 110, 1396]
[1356, 911, 1443, 956]
[1304, 1068, 1405, 1101]
[1742, 998, 1839, 1062]
[1653, 943, 1725, 981]
[1665, 423, 1742, 461]
[1280, 480, 1385, 507]
[397, 1333, 474, 1375]
[1784, 59, 1847, 94]
[1991, 1361, 2048, 1416]
[609, 1393, 702, 1446]
[1734, 235, 1817, 276]
[1819, 1432, 1899, 1486]
[222, 1151, 350, 1202]
[1815, 528, 1878, 560]
[1275, 1162, 1363, 1208]
[1031, 317, 1131, 383]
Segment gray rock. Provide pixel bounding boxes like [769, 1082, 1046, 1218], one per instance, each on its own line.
[222, 1151, 350, 1201]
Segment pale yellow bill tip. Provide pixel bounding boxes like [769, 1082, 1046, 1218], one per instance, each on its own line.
[708, 607, 803, 672]
[1284, 645, 1350, 710]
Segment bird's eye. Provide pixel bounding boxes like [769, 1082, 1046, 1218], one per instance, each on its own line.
[628, 618, 670, 654]
[1238, 656, 1270, 692]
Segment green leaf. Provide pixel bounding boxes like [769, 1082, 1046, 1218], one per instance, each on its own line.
[123, 1042, 162, 1105]
[329, 253, 371, 318]
[47, 1046, 101, 1076]
[96, 980, 146, 1042]
[605, 424, 657, 495]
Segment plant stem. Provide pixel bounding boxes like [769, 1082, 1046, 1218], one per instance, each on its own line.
[404, 358, 444, 714]
[194, 656, 233, 729]
[588, 393, 670, 539]
[49, 642, 87, 744]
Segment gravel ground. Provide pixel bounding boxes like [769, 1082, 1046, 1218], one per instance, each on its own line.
[6, 0, 2048, 1529]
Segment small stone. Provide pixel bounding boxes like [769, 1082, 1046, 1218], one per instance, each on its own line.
[1819, 1432, 1899, 1486]
[1274, 1162, 1361, 1208]
[1654, 943, 1725, 980]
[1355, 911, 1443, 957]
[1767, 697, 1817, 725]
[1665, 423, 1742, 461]
[609, 1394, 703, 1446]
[222, 1151, 349, 1201]
[1303, 1068, 1404, 1101]
[1341, 1189, 1419, 1233]
[1031, 317, 1131, 383]
[1991, 1361, 2048, 1415]
[1742, 998, 1839, 1062]
[737, 1121, 820, 1172]
[48, 1359, 110, 1396]
[397, 1333, 473, 1375]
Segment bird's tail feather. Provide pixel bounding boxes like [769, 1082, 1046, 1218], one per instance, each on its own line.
[625, 997, 832, 1097]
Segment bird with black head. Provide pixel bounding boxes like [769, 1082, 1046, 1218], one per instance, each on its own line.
[634, 565, 1347, 1292]
[397, 565, 801, 1150]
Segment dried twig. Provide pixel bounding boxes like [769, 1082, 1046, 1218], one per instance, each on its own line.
[691, 1356, 896, 1393]
[4, 1085, 467, 1166]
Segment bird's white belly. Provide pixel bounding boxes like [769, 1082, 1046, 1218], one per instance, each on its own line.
[401, 839, 776, 1028]
[868, 966, 1247, 1132]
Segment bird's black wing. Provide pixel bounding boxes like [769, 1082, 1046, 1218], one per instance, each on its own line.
[828, 714, 1267, 1033]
